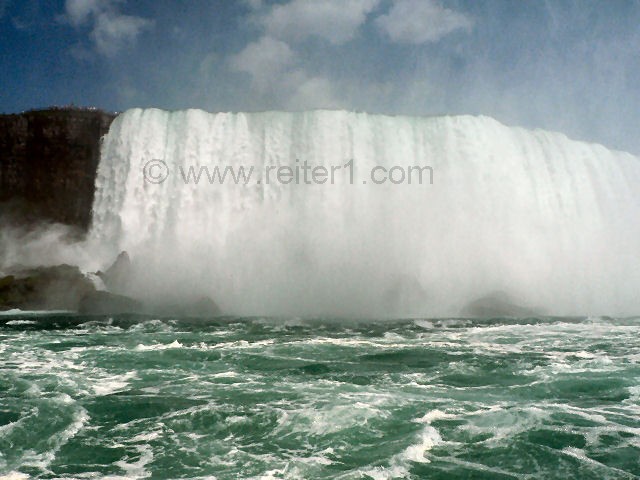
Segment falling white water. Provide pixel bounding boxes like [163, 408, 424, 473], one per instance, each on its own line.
[88, 108, 640, 316]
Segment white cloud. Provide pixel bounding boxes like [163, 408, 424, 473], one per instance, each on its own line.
[91, 11, 152, 56]
[229, 35, 341, 109]
[229, 0, 384, 108]
[244, 0, 264, 11]
[258, 0, 380, 45]
[230, 35, 294, 91]
[375, 0, 472, 44]
[64, 0, 104, 26]
[286, 75, 340, 110]
[63, 0, 152, 56]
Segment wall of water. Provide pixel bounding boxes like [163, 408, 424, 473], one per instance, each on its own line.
[88, 108, 640, 316]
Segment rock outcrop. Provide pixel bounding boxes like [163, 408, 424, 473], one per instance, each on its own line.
[0, 264, 95, 311]
[96, 251, 131, 293]
[0, 249, 222, 316]
[151, 296, 222, 317]
[78, 290, 143, 315]
[461, 291, 543, 318]
[0, 107, 115, 230]
[0, 262, 144, 314]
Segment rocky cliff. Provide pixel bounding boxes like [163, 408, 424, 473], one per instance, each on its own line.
[0, 108, 115, 230]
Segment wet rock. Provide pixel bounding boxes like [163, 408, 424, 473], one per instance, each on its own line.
[0, 107, 115, 230]
[96, 251, 131, 292]
[0, 264, 95, 311]
[78, 290, 143, 315]
[149, 296, 222, 317]
[461, 291, 542, 318]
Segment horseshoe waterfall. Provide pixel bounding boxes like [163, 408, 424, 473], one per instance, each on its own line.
[88, 108, 640, 317]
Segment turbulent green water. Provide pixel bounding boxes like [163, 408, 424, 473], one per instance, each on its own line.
[0, 314, 639, 479]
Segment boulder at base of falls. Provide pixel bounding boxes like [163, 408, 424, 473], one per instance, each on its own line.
[148, 296, 222, 318]
[0, 264, 95, 311]
[78, 290, 143, 315]
[461, 291, 542, 318]
[96, 251, 131, 293]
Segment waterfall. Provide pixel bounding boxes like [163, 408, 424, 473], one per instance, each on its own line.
[88, 108, 640, 316]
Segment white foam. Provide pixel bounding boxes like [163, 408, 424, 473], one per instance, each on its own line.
[414, 409, 453, 424]
[129, 431, 161, 443]
[92, 371, 137, 396]
[113, 443, 154, 478]
[210, 339, 275, 350]
[0, 473, 30, 480]
[275, 401, 382, 436]
[561, 447, 637, 478]
[15, 406, 89, 474]
[358, 415, 445, 478]
[4, 319, 37, 325]
[400, 426, 442, 465]
[210, 371, 240, 378]
[135, 340, 183, 351]
[360, 464, 410, 480]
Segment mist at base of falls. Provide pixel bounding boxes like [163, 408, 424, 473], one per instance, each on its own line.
[81, 108, 640, 317]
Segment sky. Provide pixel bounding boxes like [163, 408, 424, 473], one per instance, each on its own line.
[0, 0, 639, 153]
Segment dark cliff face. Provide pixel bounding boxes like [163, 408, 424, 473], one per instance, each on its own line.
[0, 108, 115, 231]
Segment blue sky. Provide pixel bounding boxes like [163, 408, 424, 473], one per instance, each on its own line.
[1, 0, 639, 153]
